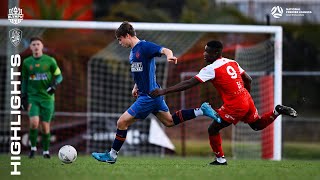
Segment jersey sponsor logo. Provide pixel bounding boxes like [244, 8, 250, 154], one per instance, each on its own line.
[131, 62, 143, 72]
[29, 73, 48, 80]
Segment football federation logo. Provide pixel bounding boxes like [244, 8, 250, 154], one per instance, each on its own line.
[8, 6, 24, 25]
[271, 6, 283, 18]
[9, 28, 22, 47]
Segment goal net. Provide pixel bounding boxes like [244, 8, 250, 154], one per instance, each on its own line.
[0, 20, 282, 160]
[232, 39, 276, 159]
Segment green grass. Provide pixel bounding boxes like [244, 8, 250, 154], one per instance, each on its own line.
[172, 139, 232, 156]
[173, 140, 320, 159]
[283, 142, 320, 159]
[0, 155, 319, 180]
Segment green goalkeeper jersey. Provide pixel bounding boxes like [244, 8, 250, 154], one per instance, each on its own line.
[22, 54, 62, 101]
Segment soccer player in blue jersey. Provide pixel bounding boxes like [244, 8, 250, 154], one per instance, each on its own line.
[91, 21, 218, 164]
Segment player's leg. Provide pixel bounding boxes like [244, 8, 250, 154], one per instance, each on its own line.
[29, 116, 39, 158]
[200, 102, 222, 123]
[39, 100, 54, 159]
[156, 109, 204, 127]
[92, 96, 154, 164]
[274, 105, 297, 117]
[28, 100, 40, 158]
[92, 111, 137, 164]
[40, 121, 51, 158]
[208, 119, 232, 165]
[109, 111, 138, 159]
[155, 96, 215, 127]
[248, 103, 297, 131]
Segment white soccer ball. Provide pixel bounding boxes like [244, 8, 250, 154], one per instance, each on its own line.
[58, 145, 77, 164]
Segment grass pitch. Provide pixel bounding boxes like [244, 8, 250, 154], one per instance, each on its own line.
[1, 155, 319, 180]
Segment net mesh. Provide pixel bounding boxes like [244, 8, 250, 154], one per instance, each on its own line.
[232, 39, 275, 159]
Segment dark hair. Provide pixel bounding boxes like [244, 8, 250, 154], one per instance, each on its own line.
[30, 37, 43, 44]
[207, 40, 223, 49]
[115, 21, 136, 38]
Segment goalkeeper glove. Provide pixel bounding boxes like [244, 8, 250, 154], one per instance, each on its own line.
[21, 94, 28, 111]
[46, 82, 57, 95]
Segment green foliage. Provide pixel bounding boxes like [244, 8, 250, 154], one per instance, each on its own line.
[98, 0, 255, 24]
[24, 0, 91, 20]
[102, 1, 171, 22]
[180, 0, 256, 24]
[284, 24, 320, 52]
[180, 0, 210, 23]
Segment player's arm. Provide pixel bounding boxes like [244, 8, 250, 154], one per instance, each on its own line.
[150, 77, 200, 97]
[132, 83, 138, 97]
[47, 60, 63, 94]
[241, 72, 252, 93]
[161, 48, 177, 64]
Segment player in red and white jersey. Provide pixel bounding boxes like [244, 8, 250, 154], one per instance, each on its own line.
[195, 56, 251, 125]
[150, 40, 297, 165]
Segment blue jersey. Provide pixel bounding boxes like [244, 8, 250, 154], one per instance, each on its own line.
[130, 40, 163, 95]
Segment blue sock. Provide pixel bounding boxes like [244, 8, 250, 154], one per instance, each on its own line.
[111, 129, 127, 151]
[172, 109, 196, 125]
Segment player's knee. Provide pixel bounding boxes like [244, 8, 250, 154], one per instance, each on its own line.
[30, 122, 38, 129]
[162, 120, 174, 127]
[208, 123, 220, 135]
[249, 123, 262, 131]
[117, 119, 127, 129]
[30, 124, 38, 129]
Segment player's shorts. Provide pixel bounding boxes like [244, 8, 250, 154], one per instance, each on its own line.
[216, 93, 259, 125]
[127, 94, 169, 119]
[28, 99, 54, 122]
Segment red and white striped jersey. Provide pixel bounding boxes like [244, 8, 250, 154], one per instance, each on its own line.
[195, 57, 248, 105]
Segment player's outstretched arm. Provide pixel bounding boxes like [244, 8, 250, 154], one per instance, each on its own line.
[150, 77, 200, 97]
[241, 72, 252, 93]
[161, 48, 177, 64]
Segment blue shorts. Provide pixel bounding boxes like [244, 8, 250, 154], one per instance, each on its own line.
[127, 95, 169, 119]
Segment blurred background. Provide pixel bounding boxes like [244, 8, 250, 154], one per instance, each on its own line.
[0, 0, 319, 160]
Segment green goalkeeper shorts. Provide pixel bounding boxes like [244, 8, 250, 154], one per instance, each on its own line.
[28, 99, 54, 122]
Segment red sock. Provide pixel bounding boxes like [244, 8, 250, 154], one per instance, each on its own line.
[254, 111, 278, 130]
[209, 134, 224, 158]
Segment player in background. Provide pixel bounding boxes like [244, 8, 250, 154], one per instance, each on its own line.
[21, 37, 63, 159]
[91, 21, 218, 164]
[150, 40, 298, 165]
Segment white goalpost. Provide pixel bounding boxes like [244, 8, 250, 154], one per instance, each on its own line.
[0, 19, 282, 160]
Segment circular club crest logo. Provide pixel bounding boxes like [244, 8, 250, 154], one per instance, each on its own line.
[271, 6, 283, 18]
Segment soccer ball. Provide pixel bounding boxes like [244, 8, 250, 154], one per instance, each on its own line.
[58, 145, 77, 164]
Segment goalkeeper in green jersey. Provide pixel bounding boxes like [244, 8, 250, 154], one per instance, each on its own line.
[21, 37, 63, 159]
